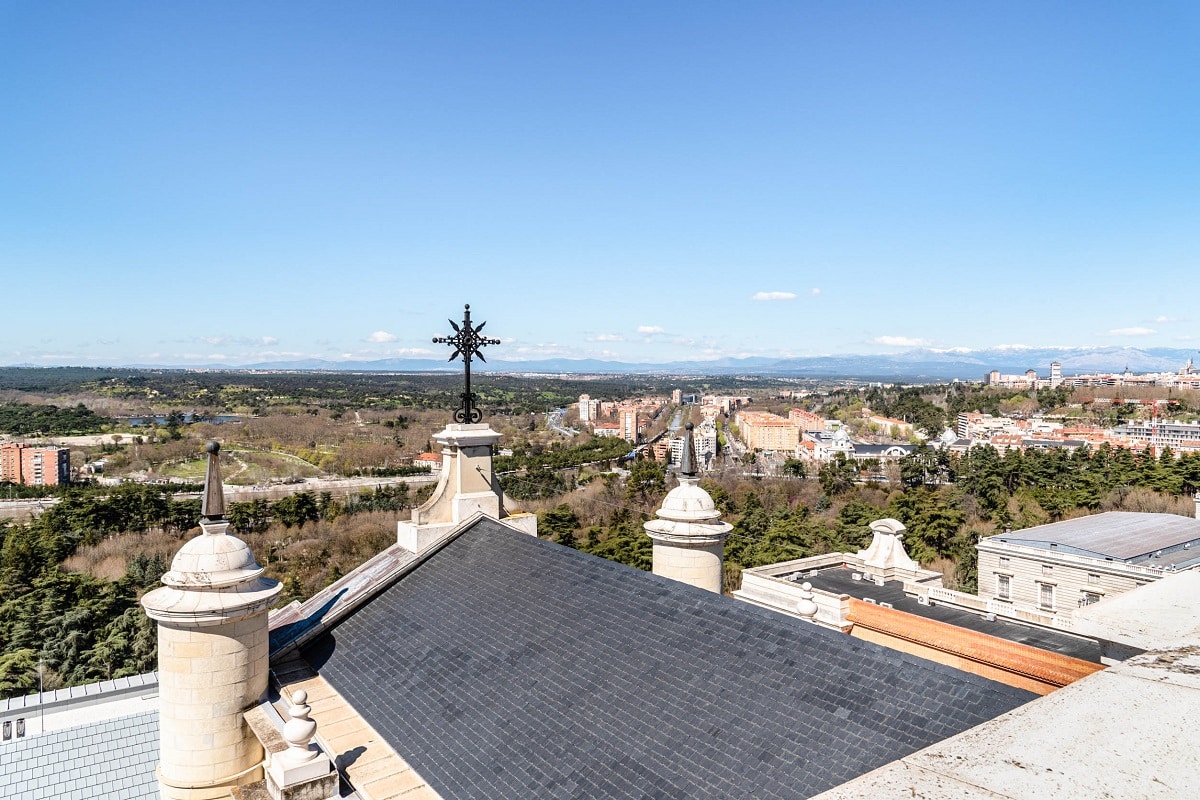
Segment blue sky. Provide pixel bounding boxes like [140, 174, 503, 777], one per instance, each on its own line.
[2, 2, 1198, 366]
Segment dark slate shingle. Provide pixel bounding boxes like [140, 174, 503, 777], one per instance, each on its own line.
[304, 518, 1034, 800]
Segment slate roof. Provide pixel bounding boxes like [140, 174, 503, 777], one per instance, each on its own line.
[0, 711, 159, 800]
[988, 511, 1200, 562]
[303, 518, 1035, 800]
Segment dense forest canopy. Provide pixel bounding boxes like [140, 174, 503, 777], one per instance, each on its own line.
[0, 402, 112, 435]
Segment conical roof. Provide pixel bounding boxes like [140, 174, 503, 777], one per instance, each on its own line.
[142, 441, 280, 624]
[645, 430, 731, 545]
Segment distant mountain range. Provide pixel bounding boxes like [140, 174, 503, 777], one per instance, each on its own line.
[18, 345, 1195, 381]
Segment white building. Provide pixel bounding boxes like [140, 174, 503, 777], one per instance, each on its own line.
[577, 393, 600, 423]
[978, 508, 1200, 624]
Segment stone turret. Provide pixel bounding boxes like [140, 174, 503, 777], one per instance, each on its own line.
[645, 423, 732, 592]
[142, 441, 281, 799]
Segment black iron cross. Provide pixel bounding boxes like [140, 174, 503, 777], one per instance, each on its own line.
[433, 304, 500, 423]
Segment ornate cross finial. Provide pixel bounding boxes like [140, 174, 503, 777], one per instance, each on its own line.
[433, 304, 500, 423]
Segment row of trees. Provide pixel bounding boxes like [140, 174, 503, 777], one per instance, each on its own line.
[494, 435, 634, 473]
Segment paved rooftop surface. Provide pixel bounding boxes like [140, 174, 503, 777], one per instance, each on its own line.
[811, 635, 1200, 799]
[988, 511, 1200, 562]
[800, 567, 1102, 663]
[1073, 569, 1200, 651]
[304, 518, 1034, 800]
[0, 710, 159, 800]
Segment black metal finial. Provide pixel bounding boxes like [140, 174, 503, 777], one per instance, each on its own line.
[201, 440, 226, 521]
[433, 304, 501, 424]
[680, 422, 697, 477]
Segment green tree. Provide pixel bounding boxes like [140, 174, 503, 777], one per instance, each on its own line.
[818, 454, 858, 495]
[272, 493, 319, 529]
[0, 649, 39, 696]
[282, 573, 305, 604]
[539, 504, 580, 548]
[625, 458, 667, 507]
[781, 458, 807, 478]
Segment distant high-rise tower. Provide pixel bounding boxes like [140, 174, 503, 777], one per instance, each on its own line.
[1050, 361, 1062, 388]
[620, 410, 638, 442]
[579, 394, 594, 423]
[671, 388, 682, 405]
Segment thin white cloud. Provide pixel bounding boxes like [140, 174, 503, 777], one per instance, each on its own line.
[339, 347, 435, 359]
[872, 335, 930, 347]
[195, 334, 280, 347]
[588, 333, 625, 342]
[1108, 327, 1155, 336]
[1154, 316, 1175, 323]
[366, 331, 398, 343]
[509, 343, 574, 357]
[751, 291, 797, 301]
[811, 288, 821, 296]
[636, 325, 665, 335]
[252, 351, 306, 359]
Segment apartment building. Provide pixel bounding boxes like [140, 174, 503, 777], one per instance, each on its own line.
[1113, 420, 1200, 453]
[735, 411, 800, 452]
[787, 408, 825, 431]
[577, 394, 600, 424]
[619, 410, 638, 443]
[701, 395, 752, 415]
[862, 410, 914, 439]
[0, 442, 71, 486]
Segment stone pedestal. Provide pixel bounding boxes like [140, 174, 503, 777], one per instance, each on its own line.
[855, 518, 920, 578]
[264, 689, 338, 800]
[265, 761, 337, 800]
[398, 423, 536, 550]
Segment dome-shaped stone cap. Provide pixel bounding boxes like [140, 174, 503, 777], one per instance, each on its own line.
[654, 481, 721, 523]
[162, 524, 266, 588]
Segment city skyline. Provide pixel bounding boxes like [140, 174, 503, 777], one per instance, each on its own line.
[2, 2, 1198, 367]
